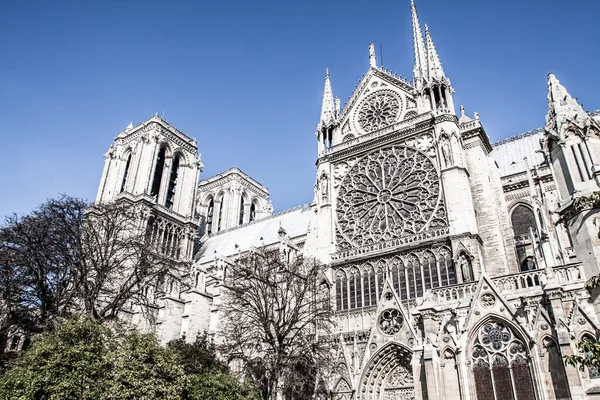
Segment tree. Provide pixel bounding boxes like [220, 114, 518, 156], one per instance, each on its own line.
[0, 316, 188, 400]
[0, 195, 185, 345]
[168, 334, 260, 400]
[0, 316, 114, 399]
[220, 249, 333, 400]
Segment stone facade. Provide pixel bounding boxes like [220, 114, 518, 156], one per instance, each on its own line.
[93, 2, 600, 399]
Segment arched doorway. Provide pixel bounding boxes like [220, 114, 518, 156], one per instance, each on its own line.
[356, 343, 414, 400]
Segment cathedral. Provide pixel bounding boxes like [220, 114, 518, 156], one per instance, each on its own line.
[95, 1, 600, 399]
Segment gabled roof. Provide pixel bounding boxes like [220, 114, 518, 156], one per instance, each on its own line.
[194, 204, 312, 264]
[198, 167, 269, 196]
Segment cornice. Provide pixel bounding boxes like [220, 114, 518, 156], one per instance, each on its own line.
[115, 118, 198, 154]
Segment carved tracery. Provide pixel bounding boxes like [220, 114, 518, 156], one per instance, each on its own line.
[357, 91, 401, 133]
[336, 146, 447, 249]
[471, 322, 536, 400]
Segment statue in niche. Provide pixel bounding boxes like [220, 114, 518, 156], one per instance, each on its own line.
[459, 252, 474, 282]
[440, 138, 453, 167]
[320, 173, 329, 202]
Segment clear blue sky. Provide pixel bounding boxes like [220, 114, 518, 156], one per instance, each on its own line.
[1, 0, 599, 218]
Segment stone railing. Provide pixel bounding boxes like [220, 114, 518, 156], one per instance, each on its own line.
[430, 264, 585, 304]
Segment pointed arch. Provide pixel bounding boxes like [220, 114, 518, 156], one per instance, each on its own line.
[120, 147, 133, 193]
[335, 269, 348, 311]
[468, 318, 536, 400]
[165, 152, 182, 209]
[357, 342, 414, 400]
[150, 143, 169, 198]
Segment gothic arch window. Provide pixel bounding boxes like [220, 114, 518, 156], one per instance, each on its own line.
[349, 267, 362, 309]
[238, 196, 246, 225]
[120, 150, 132, 193]
[364, 265, 377, 307]
[521, 256, 537, 272]
[249, 202, 256, 222]
[165, 153, 181, 209]
[391, 257, 407, 301]
[423, 251, 438, 290]
[217, 193, 224, 232]
[335, 270, 348, 311]
[206, 198, 214, 235]
[439, 247, 457, 285]
[151, 145, 167, 198]
[511, 204, 537, 238]
[581, 334, 600, 379]
[470, 321, 536, 400]
[407, 254, 422, 298]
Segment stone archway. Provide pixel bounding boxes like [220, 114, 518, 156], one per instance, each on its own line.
[357, 343, 414, 400]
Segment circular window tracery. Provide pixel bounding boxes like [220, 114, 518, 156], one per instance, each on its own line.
[357, 92, 401, 133]
[379, 309, 404, 335]
[336, 146, 444, 247]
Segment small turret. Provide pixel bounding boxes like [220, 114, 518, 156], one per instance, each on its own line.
[316, 68, 339, 152]
[411, 1, 455, 114]
[369, 42, 377, 68]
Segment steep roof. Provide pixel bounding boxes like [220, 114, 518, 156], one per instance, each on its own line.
[492, 110, 600, 177]
[194, 204, 313, 264]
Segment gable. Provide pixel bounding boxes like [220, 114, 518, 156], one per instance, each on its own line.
[338, 69, 417, 142]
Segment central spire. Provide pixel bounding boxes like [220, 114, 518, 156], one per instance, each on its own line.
[411, 0, 427, 88]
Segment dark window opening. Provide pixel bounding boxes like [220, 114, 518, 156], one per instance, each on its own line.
[217, 197, 223, 231]
[521, 256, 537, 272]
[511, 205, 537, 237]
[165, 155, 180, 209]
[120, 153, 132, 193]
[150, 147, 166, 198]
[249, 203, 256, 222]
[239, 197, 245, 225]
[206, 200, 214, 235]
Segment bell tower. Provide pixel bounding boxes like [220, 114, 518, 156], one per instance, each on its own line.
[96, 115, 203, 262]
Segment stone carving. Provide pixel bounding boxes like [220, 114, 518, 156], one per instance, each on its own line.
[320, 172, 329, 202]
[480, 293, 496, 308]
[379, 309, 404, 335]
[458, 252, 473, 282]
[336, 146, 445, 248]
[440, 136, 453, 167]
[357, 91, 401, 133]
[480, 322, 511, 352]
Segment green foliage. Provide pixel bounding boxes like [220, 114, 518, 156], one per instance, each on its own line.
[167, 332, 227, 375]
[565, 338, 600, 371]
[188, 373, 260, 400]
[106, 331, 187, 400]
[0, 316, 113, 400]
[0, 317, 259, 400]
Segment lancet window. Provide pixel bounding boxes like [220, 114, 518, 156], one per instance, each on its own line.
[165, 154, 180, 209]
[334, 246, 457, 311]
[120, 151, 132, 193]
[206, 199, 214, 235]
[250, 203, 256, 222]
[239, 197, 245, 225]
[511, 205, 537, 238]
[151, 146, 167, 198]
[471, 321, 536, 400]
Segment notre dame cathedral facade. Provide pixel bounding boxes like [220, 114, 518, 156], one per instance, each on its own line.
[94, 2, 600, 399]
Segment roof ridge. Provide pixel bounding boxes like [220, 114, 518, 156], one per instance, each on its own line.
[206, 203, 312, 237]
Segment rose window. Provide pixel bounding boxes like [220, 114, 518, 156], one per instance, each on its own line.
[379, 309, 403, 335]
[357, 92, 401, 133]
[480, 322, 512, 352]
[336, 146, 445, 247]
